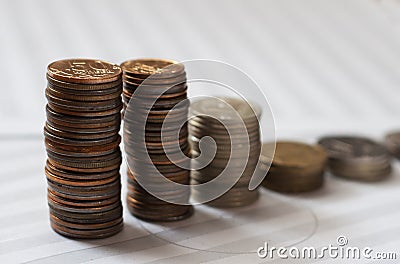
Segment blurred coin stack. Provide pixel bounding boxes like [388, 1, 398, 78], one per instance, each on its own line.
[259, 142, 327, 193]
[121, 59, 193, 221]
[44, 59, 124, 238]
[189, 97, 262, 207]
[385, 132, 400, 160]
[319, 136, 392, 182]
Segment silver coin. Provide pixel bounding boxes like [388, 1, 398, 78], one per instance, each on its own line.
[190, 97, 261, 122]
[189, 97, 262, 208]
[318, 136, 391, 181]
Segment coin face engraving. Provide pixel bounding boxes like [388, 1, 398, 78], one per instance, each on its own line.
[48, 59, 121, 84]
[121, 59, 184, 77]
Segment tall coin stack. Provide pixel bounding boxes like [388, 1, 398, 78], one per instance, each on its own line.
[189, 97, 262, 207]
[44, 59, 124, 238]
[260, 142, 327, 193]
[319, 136, 392, 182]
[121, 59, 193, 221]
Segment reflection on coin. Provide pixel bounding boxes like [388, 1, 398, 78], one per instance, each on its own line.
[259, 141, 327, 193]
[318, 136, 391, 182]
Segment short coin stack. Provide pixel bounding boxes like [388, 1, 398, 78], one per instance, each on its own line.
[121, 58, 193, 221]
[189, 97, 262, 207]
[260, 142, 327, 193]
[385, 132, 400, 160]
[44, 59, 124, 238]
[319, 136, 392, 181]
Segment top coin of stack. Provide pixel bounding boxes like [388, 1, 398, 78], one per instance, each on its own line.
[385, 132, 400, 160]
[189, 97, 262, 208]
[44, 59, 124, 239]
[318, 136, 392, 182]
[121, 58, 193, 222]
[259, 141, 327, 193]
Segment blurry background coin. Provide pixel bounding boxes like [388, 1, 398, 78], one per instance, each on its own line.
[318, 136, 392, 182]
[385, 132, 400, 160]
[259, 141, 327, 193]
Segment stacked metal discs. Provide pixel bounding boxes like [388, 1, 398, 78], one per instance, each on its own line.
[121, 59, 192, 221]
[44, 59, 123, 238]
[385, 132, 400, 160]
[259, 142, 327, 193]
[189, 97, 262, 207]
[319, 136, 392, 182]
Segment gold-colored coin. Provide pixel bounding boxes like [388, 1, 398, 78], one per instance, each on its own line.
[260, 141, 327, 193]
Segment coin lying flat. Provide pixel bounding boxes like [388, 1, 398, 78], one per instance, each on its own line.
[47, 59, 122, 84]
[121, 58, 185, 79]
[122, 58, 192, 222]
[385, 132, 400, 160]
[189, 97, 262, 207]
[258, 141, 327, 193]
[44, 58, 123, 239]
[318, 136, 391, 182]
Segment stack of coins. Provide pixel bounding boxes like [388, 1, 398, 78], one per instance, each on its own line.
[44, 59, 124, 238]
[385, 132, 400, 160]
[319, 136, 392, 182]
[259, 142, 327, 193]
[121, 58, 193, 221]
[189, 97, 262, 207]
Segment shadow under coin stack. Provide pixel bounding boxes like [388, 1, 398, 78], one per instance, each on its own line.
[189, 98, 262, 207]
[121, 59, 193, 221]
[260, 142, 327, 193]
[44, 59, 124, 238]
[318, 136, 392, 182]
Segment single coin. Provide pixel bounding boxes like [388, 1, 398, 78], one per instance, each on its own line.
[262, 141, 327, 169]
[47, 101, 123, 117]
[50, 218, 123, 239]
[190, 97, 261, 122]
[47, 59, 122, 84]
[121, 58, 185, 79]
[45, 160, 120, 180]
[47, 75, 122, 93]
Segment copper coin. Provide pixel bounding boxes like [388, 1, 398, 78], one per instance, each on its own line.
[49, 206, 122, 224]
[47, 101, 123, 117]
[45, 160, 119, 180]
[121, 58, 184, 79]
[50, 218, 123, 239]
[46, 75, 122, 92]
[123, 71, 186, 86]
[47, 59, 122, 84]
[45, 122, 119, 140]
